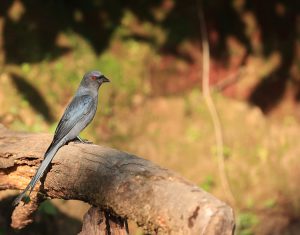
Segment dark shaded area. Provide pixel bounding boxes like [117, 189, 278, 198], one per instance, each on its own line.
[0, 0, 163, 63]
[199, 1, 252, 63]
[249, 73, 288, 114]
[247, 0, 298, 113]
[161, 0, 199, 52]
[0, 195, 82, 235]
[10, 73, 55, 122]
[0, 0, 299, 112]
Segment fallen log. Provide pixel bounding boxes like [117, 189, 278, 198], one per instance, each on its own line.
[0, 124, 235, 234]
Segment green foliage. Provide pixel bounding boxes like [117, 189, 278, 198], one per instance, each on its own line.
[236, 212, 259, 235]
[263, 198, 276, 209]
[39, 200, 58, 216]
[256, 145, 268, 162]
[21, 63, 31, 74]
[210, 145, 232, 158]
[200, 175, 215, 192]
[223, 145, 232, 158]
[244, 197, 254, 209]
[185, 125, 202, 142]
[95, 53, 122, 88]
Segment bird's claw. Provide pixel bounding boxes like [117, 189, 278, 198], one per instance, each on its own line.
[73, 136, 93, 144]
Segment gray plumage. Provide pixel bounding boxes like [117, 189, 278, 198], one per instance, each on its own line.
[13, 71, 110, 206]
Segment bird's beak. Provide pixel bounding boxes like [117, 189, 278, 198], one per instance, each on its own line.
[102, 76, 110, 83]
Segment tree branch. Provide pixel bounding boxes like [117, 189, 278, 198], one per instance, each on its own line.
[0, 124, 235, 234]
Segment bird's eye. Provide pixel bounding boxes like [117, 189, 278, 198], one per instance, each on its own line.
[91, 76, 97, 80]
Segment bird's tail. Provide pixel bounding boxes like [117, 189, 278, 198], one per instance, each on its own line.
[12, 141, 62, 206]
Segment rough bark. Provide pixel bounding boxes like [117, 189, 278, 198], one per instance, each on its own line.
[0, 124, 235, 234]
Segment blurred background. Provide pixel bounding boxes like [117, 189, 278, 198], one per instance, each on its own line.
[0, 0, 300, 234]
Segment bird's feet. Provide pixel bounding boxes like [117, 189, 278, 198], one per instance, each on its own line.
[72, 136, 93, 144]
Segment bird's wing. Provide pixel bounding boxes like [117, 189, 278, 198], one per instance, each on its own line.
[50, 94, 94, 148]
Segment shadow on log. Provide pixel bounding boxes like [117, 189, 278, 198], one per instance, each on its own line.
[0, 124, 235, 234]
[79, 207, 129, 235]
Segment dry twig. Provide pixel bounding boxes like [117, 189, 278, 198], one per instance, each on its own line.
[197, 0, 236, 205]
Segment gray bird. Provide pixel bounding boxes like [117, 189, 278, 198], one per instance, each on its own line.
[13, 71, 110, 206]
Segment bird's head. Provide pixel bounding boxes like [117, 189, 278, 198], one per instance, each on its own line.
[81, 71, 110, 89]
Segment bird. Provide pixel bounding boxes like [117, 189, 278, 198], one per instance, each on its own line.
[13, 71, 110, 206]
